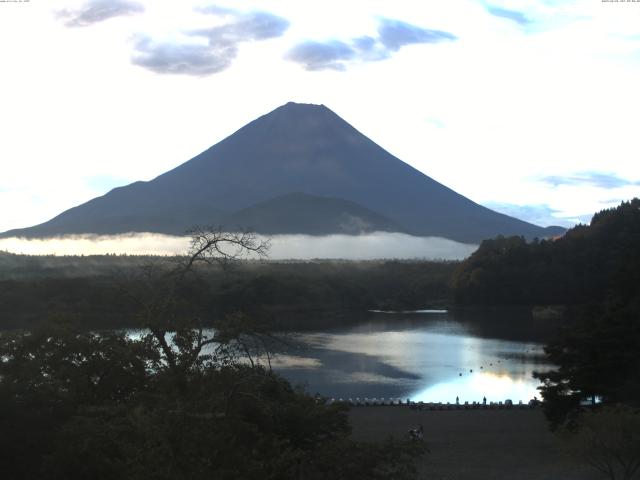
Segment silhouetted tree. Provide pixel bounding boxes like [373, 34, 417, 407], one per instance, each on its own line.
[535, 302, 640, 429]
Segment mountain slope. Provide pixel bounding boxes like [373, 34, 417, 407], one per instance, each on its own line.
[222, 192, 402, 235]
[2, 102, 563, 243]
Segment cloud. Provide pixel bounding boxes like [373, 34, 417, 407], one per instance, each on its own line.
[353, 36, 377, 52]
[131, 35, 237, 75]
[131, 10, 290, 76]
[538, 171, 639, 189]
[483, 202, 576, 228]
[285, 40, 356, 71]
[56, 0, 144, 27]
[286, 18, 455, 71]
[194, 11, 290, 43]
[351, 35, 391, 62]
[0, 233, 477, 260]
[193, 5, 236, 16]
[377, 19, 457, 51]
[486, 6, 531, 26]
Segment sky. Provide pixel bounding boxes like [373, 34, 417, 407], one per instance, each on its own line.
[1, 0, 639, 236]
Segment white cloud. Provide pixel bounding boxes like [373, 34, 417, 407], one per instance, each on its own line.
[56, 0, 144, 27]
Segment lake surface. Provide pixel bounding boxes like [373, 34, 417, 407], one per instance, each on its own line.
[268, 310, 554, 404]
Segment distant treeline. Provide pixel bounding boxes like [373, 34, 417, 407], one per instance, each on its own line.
[0, 255, 456, 330]
[0, 252, 155, 281]
[451, 199, 640, 306]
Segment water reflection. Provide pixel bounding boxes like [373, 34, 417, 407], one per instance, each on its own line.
[268, 355, 322, 369]
[272, 311, 554, 403]
[413, 372, 540, 404]
[123, 310, 555, 403]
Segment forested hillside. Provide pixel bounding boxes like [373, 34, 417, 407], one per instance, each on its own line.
[451, 199, 640, 306]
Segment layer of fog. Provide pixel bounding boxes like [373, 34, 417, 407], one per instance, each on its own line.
[0, 232, 477, 260]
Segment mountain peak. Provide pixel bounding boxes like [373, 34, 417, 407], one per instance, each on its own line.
[281, 101, 327, 110]
[268, 101, 333, 121]
[231, 101, 356, 149]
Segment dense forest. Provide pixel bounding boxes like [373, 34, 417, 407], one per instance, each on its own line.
[0, 253, 455, 331]
[451, 199, 640, 307]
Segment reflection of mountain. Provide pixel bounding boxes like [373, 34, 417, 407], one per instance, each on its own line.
[2, 102, 564, 242]
[272, 336, 420, 399]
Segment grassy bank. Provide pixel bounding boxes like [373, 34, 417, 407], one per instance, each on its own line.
[349, 406, 598, 480]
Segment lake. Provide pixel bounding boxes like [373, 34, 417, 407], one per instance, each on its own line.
[268, 309, 555, 404]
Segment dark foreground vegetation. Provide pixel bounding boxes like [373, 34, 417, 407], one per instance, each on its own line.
[0, 319, 426, 480]
[0, 231, 425, 480]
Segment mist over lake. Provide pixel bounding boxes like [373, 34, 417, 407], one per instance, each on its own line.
[0, 232, 477, 260]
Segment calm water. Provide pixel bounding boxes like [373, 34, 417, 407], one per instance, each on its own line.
[268, 310, 554, 404]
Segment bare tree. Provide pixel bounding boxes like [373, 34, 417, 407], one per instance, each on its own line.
[180, 227, 270, 275]
[126, 227, 270, 376]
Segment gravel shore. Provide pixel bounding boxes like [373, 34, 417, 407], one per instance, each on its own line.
[349, 406, 600, 480]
